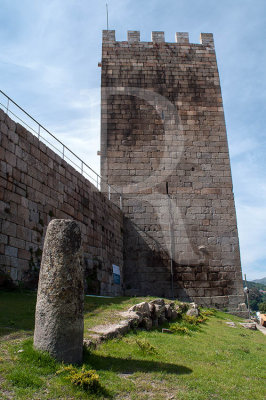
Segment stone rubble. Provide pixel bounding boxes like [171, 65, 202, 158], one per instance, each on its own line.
[225, 320, 257, 330]
[186, 302, 199, 317]
[225, 321, 236, 328]
[239, 322, 257, 331]
[84, 299, 197, 347]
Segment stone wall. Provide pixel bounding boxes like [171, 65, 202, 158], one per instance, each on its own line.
[100, 30, 245, 311]
[0, 108, 123, 295]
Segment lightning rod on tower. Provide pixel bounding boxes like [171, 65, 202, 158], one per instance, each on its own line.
[106, 2, 109, 30]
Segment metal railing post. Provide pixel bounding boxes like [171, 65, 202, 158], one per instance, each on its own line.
[38, 124, 41, 140]
[108, 185, 111, 200]
[120, 195, 122, 210]
[6, 98, 9, 115]
[81, 161, 84, 175]
[62, 145, 65, 160]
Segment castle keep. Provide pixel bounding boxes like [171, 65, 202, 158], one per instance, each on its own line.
[0, 30, 246, 313]
[100, 30, 245, 311]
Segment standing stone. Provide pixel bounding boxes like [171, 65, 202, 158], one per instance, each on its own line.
[34, 219, 84, 364]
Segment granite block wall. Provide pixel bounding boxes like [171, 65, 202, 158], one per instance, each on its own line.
[0, 108, 123, 295]
[100, 30, 245, 311]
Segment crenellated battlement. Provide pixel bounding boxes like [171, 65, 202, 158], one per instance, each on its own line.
[102, 30, 215, 49]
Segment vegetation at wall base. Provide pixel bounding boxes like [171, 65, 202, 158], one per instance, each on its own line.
[0, 290, 265, 400]
[245, 281, 266, 311]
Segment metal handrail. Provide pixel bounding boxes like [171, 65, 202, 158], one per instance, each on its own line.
[0, 90, 122, 209]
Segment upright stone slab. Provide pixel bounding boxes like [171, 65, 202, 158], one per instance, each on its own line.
[34, 219, 84, 364]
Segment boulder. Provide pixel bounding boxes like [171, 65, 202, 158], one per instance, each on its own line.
[141, 317, 153, 331]
[152, 319, 159, 328]
[171, 310, 179, 321]
[165, 304, 172, 320]
[155, 304, 165, 318]
[179, 303, 189, 313]
[129, 302, 150, 317]
[240, 322, 257, 330]
[186, 302, 199, 317]
[225, 321, 236, 328]
[186, 308, 199, 317]
[120, 310, 143, 326]
[148, 302, 156, 319]
[149, 298, 165, 307]
[158, 315, 167, 325]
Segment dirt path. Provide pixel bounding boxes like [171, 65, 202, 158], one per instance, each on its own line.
[255, 323, 266, 335]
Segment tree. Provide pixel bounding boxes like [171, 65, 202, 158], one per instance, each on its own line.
[248, 287, 263, 311]
[259, 302, 266, 314]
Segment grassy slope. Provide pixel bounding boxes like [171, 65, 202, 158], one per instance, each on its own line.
[0, 290, 265, 400]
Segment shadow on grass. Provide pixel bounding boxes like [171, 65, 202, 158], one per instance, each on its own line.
[0, 291, 134, 338]
[84, 296, 133, 315]
[0, 290, 37, 338]
[84, 350, 192, 376]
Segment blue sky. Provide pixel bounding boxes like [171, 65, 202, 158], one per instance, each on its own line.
[0, 0, 265, 280]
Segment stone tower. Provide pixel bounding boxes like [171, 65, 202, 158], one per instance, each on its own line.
[100, 30, 246, 313]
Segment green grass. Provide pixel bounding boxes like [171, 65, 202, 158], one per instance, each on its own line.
[0, 290, 265, 399]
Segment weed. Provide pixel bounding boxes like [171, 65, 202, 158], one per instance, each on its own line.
[200, 309, 216, 317]
[135, 338, 158, 355]
[178, 303, 189, 313]
[56, 365, 102, 392]
[196, 316, 207, 323]
[170, 325, 190, 335]
[183, 315, 199, 325]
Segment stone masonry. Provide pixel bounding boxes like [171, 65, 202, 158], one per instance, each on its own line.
[100, 30, 246, 312]
[0, 109, 123, 295]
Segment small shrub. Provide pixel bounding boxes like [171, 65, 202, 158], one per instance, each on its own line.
[183, 315, 207, 325]
[200, 309, 216, 317]
[183, 315, 199, 325]
[179, 303, 189, 314]
[56, 365, 101, 392]
[197, 316, 207, 323]
[135, 339, 158, 355]
[170, 324, 190, 335]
